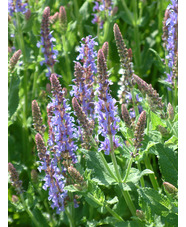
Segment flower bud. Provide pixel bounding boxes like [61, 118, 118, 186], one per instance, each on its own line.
[163, 182, 178, 195]
[9, 49, 22, 71]
[102, 42, 109, 61]
[167, 103, 174, 121]
[12, 195, 19, 203]
[8, 163, 22, 193]
[121, 104, 132, 128]
[49, 12, 59, 24]
[32, 100, 43, 135]
[136, 210, 145, 220]
[59, 6, 67, 34]
[31, 169, 38, 183]
[134, 111, 146, 150]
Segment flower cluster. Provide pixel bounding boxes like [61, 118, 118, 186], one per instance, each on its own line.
[92, 0, 114, 29]
[71, 35, 98, 117]
[37, 7, 58, 78]
[8, 0, 28, 17]
[35, 74, 79, 213]
[96, 49, 120, 155]
[162, 0, 178, 84]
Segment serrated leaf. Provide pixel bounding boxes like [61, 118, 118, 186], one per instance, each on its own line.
[156, 144, 178, 187]
[81, 149, 116, 186]
[138, 188, 171, 216]
[8, 76, 20, 118]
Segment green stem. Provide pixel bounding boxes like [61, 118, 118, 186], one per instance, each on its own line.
[20, 193, 40, 227]
[61, 35, 72, 84]
[119, 184, 136, 216]
[123, 158, 133, 183]
[105, 204, 124, 222]
[109, 135, 122, 182]
[98, 151, 118, 182]
[147, 108, 151, 136]
[144, 154, 159, 190]
[132, 0, 141, 75]
[87, 193, 124, 222]
[109, 135, 136, 216]
[16, 13, 29, 163]
[73, 0, 84, 37]
[137, 162, 145, 187]
[131, 88, 139, 117]
[65, 208, 75, 227]
[120, 0, 133, 24]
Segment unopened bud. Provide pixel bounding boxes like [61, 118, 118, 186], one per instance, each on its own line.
[167, 103, 174, 121]
[136, 210, 145, 220]
[25, 9, 31, 20]
[59, 6, 67, 34]
[163, 182, 178, 195]
[12, 195, 19, 203]
[158, 125, 169, 136]
[31, 169, 38, 183]
[134, 111, 146, 149]
[9, 49, 22, 71]
[102, 42, 109, 61]
[121, 104, 132, 128]
[49, 12, 59, 24]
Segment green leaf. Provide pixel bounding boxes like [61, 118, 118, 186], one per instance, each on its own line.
[126, 168, 153, 185]
[107, 196, 119, 205]
[32, 206, 50, 227]
[8, 75, 20, 118]
[149, 48, 165, 73]
[138, 188, 171, 216]
[156, 144, 178, 187]
[161, 212, 178, 227]
[150, 111, 166, 130]
[81, 149, 116, 186]
[164, 135, 178, 147]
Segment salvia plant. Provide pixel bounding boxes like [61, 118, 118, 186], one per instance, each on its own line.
[8, 0, 178, 226]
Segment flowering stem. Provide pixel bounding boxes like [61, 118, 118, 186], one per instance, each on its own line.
[131, 88, 139, 117]
[61, 35, 72, 84]
[109, 135, 136, 216]
[144, 153, 159, 190]
[132, 0, 141, 75]
[87, 193, 124, 222]
[16, 12, 29, 163]
[73, 0, 84, 37]
[105, 204, 124, 222]
[65, 207, 75, 227]
[123, 157, 133, 183]
[137, 162, 145, 187]
[19, 193, 40, 227]
[120, 0, 133, 24]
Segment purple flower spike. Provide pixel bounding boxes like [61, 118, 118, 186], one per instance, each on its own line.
[162, 0, 178, 85]
[8, 0, 28, 17]
[96, 49, 121, 155]
[37, 7, 58, 78]
[71, 36, 98, 117]
[92, 0, 114, 29]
